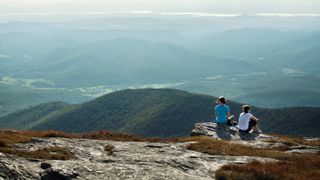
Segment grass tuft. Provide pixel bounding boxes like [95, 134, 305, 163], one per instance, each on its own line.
[104, 144, 115, 155]
[268, 134, 320, 147]
[216, 154, 320, 180]
[0, 128, 319, 180]
[0, 146, 76, 160]
[80, 130, 166, 142]
[184, 136, 320, 180]
[0, 140, 7, 147]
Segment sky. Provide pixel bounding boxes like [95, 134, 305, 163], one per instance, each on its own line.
[0, 0, 320, 14]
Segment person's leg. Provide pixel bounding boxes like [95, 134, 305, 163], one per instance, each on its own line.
[250, 119, 262, 133]
[227, 115, 237, 126]
[252, 125, 258, 131]
[239, 119, 256, 133]
[239, 129, 250, 133]
[248, 119, 257, 132]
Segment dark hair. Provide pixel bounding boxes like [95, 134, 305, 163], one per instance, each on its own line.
[218, 96, 226, 104]
[243, 105, 250, 113]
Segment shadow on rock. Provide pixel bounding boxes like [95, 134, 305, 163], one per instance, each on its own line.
[216, 124, 232, 140]
[191, 122, 263, 141]
[239, 132, 258, 141]
[40, 163, 79, 180]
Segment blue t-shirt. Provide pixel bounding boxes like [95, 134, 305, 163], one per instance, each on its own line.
[215, 104, 230, 123]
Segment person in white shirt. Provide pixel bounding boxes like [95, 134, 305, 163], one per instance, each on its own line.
[238, 105, 261, 133]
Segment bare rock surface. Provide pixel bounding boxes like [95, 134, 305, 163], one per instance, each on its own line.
[191, 122, 273, 141]
[0, 122, 318, 179]
[191, 122, 320, 152]
[0, 137, 275, 180]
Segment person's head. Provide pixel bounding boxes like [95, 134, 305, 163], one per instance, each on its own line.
[243, 105, 250, 113]
[218, 96, 226, 104]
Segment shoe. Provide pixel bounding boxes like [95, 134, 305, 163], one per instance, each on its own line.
[252, 129, 262, 134]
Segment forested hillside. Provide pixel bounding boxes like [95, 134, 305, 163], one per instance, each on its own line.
[0, 89, 318, 137]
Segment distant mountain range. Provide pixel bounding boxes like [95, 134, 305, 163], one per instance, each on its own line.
[10, 38, 256, 87]
[1, 26, 320, 111]
[0, 89, 319, 137]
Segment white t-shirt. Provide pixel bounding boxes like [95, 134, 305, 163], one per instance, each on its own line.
[238, 112, 253, 130]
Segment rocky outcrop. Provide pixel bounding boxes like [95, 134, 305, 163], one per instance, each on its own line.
[191, 122, 320, 153]
[191, 122, 271, 140]
[0, 123, 318, 179]
[0, 137, 277, 180]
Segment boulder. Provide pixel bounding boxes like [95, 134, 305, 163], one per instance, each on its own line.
[191, 122, 271, 141]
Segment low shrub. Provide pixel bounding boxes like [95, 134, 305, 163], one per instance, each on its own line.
[104, 144, 115, 155]
[184, 136, 320, 180]
[0, 146, 76, 160]
[0, 140, 7, 147]
[216, 154, 320, 180]
[269, 134, 320, 147]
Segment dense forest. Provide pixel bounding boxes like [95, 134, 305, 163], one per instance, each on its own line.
[0, 89, 318, 138]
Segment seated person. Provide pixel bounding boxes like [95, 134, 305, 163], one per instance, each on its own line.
[215, 96, 232, 125]
[238, 105, 261, 133]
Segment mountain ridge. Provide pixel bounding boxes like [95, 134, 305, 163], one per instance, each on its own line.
[0, 88, 319, 137]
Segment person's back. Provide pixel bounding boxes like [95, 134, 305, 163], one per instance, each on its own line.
[238, 112, 252, 130]
[215, 96, 230, 123]
[238, 105, 261, 133]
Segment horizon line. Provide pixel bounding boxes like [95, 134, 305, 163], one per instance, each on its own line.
[1, 11, 320, 17]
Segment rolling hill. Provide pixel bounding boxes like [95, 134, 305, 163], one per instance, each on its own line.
[195, 29, 320, 74]
[0, 89, 319, 138]
[0, 83, 90, 117]
[13, 38, 258, 87]
[0, 102, 68, 129]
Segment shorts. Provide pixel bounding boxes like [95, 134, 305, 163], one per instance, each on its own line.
[239, 119, 257, 133]
[227, 115, 237, 126]
[216, 120, 233, 126]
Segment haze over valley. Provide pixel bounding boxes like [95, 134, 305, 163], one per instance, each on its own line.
[1, 1, 320, 180]
[1, 11, 320, 116]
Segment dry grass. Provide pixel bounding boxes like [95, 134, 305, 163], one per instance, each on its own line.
[0, 140, 7, 147]
[80, 130, 163, 142]
[0, 130, 78, 160]
[186, 137, 288, 159]
[104, 144, 115, 155]
[22, 130, 78, 139]
[185, 136, 320, 180]
[0, 130, 33, 146]
[0, 129, 165, 159]
[0, 129, 196, 160]
[1, 128, 319, 179]
[0, 146, 76, 160]
[216, 154, 320, 180]
[267, 134, 320, 147]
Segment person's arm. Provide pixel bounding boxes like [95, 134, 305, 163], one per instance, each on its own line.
[214, 106, 217, 116]
[214, 106, 218, 120]
[227, 106, 231, 117]
[251, 115, 259, 122]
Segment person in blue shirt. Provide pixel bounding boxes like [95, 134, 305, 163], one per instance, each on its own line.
[215, 96, 232, 125]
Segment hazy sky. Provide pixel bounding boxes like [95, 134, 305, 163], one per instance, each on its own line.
[0, 0, 319, 14]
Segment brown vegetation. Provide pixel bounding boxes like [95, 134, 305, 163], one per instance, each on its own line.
[268, 134, 320, 147]
[104, 144, 115, 155]
[0, 129, 165, 160]
[0, 146, 76, 160]
[80, 130, 163, 142]
[185, 136, 320, 180]
[0, 130, 76, 160]
[0, 128, 319, 179]
[216, 154, 320, 180]
[186, 137, 288, 159]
